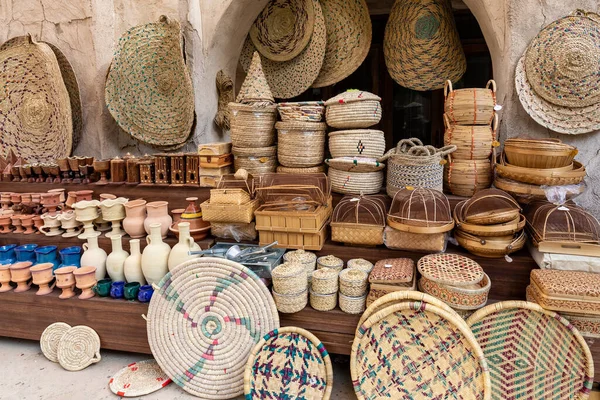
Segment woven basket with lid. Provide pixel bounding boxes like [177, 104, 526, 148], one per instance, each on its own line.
[325, 90, 382, 129]
[272, 288, 308, 314]
[271, 262, 308, 295]
[419, 273, 491, 310]
[328, 168, 383, 195]
[316, 255, 344, 272]
[328, 129, 386, 158]
[456, 188, 521, 225]
[418, 253, 484, 287]
[347, 258, 374, 274]
[444, 156, 493, 197]
[339, 268, 368, 297]
[369, 258, 414, 284]
[331, 194, 388, 246]
[311, 267, 339, 294]
[528, 269, 600, 315]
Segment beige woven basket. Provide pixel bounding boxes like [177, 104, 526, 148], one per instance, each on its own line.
[200, 198, 259, 224]
[277, 165, 326, 174]
[339, 293, 367, 314]
[284, 250, 317, 279]
[234, 156, 277, 175]
[328, 130, 386, 158]
[311, 267, 339, 294]
[209, 188, 251, 205]
[277, 101, 325, 122]
[444, 157, 493, 197]
[331, 223, 384, 246]
[444, 80, 496, 125]
[384, 226, 447, 253]
[419, 273, 491, 311]
[347, 259, 374, 274]
[229, 103, 277, 147]
[339, 268, 368, 297]
[272, 288, 308, 314]
[504, 138, 578, 169]
[271, 262, 308, 295]
[310, 290, 337, 311]
[316, 255, 344, 272]
[495, 152, 585, 186]
[329, 168, 383, 195]
[444, 114, 497, 160]
[454, 230, 527, 258]
[276, 121, 326, 167]
[325, 91, 382, 129]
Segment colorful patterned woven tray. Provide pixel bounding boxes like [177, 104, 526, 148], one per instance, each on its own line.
[369, 258, 414, 284]
[244, 327, 333, 400]
[146, 257, 280, 399]
[109, 360, 171, 397]
[467, 301, 594, 400]
[418, 253, 484, 286]
[352, 301, 491, 399]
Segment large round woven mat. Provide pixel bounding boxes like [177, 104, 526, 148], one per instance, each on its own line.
[244, 327, 333, 399]
[109, 359, 172, 397]
[467, 301, 594, 400]
[146, 257, 280, 399]
[417, 253, 484, 286]
[352, 301, 491, 399]
[384, 0, 466, 91]
[515, 56, 600, 135]
[57, 325, 102, 371]
[525, 10, 600, 108]
[105, 16, 194, 148]
[250, 0, 315, 62]
[241, 0, 326, 99]
[312, 0, 372, 88]
[40, 322, 71, 363]
[0, 35, 72, 162]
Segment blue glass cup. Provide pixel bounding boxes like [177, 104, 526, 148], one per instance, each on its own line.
[110, 281, 125, 299]
[15, 244, 38, 263]
[137, 285, 154, 303]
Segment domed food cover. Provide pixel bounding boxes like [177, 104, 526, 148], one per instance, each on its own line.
[387, 187, 454, 234]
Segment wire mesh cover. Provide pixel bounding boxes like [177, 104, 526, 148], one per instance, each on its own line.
[457, 188, 521, 225]
[387, 187, 454, 233]
[254, 173, 330, 212]
[526, 201, 600, 245]
[216, 171, 254, 194]
[332, 194, 389, 226]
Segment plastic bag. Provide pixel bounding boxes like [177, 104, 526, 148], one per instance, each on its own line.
[542, 183, 586, 206]
[210, 222, 257, 242]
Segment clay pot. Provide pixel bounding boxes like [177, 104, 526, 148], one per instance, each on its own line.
[80, 235, 107, 281]
[54, 266, 77, 299]
[40, 192, 60, 205]
[142, 223, 171, 285]
[106, 235, 128, 282]
[75, 190, 94, 202]
[74, 200, 100, 239]
[33, 215, 43, 233]
[100, 197, 128, 238]
[47, 188, 66, 203]
[58, 210, 83, 238]
[40, 213, 63, 236]
[171, 209, 184, 224]
[10, 193, 20, 204]
[31, 193, 41, 204]
[144, 201, 172, 239]
[99, 193, 116, 200]
[30, 263, 54, 296]
[10, 261, 33, 292]
[123, 199, 147, 239]
[20, 215, 35, 234]
[168, 222, 201, 271]
[124, 239, 145, 284]
[65, 191, 77, 209]
[93, 160, 110, 185]
[0, 265, 12, 292]
[11, 215, 23, 233]
[20, 193, 32, 204]
[74, 266, 97, 300]
[0, 215, 12, 233]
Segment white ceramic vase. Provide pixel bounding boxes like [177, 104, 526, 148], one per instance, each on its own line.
[168, 222, 201, 271]
[106, 235, 129, 282]
[124, 239, 145, 284]
[142, 223, 171, 286]
[80, 235, 108, 281]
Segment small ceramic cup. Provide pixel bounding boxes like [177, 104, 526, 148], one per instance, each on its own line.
[137, 285, 154, 303]
[54, 266, 77, 299]
[10, 261, 33, 292]
[94, 279, 112, 297]
[0, 264, 13, 292]
[74, 266, 97, 300]
[124, 282, 140, 301]
[110, 281, 125, 299]
[29, 262, 55, 296]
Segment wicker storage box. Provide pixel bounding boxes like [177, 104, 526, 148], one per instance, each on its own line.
[444, 80, 496, 125]
[528, 269, 600, 315]
[209, 189, 250, 205]
[259, 225, 327, 251]
[365, 277, 417, 307]
[339, 293, 366, 314]
[419, 273, 491, 310]
[284, 249, 317, 277]
[310, 291, 337, 311]
[444, 114, 497, 160]
[311, 267, 339, 295]
[384, 227, 447, 253]
[277, 101, 325, 122]
[271, 262, 308, 295]
[328, 130, 386, 158]
[200, 199, 259, 224]
[339, 268, 368, 297]
[276, 121, 326, 168]
[369, 258, 415, 284]
[232, 145, 277, 175]
[347, 259, 374, 274]
[198, 142, 232, 156]
[199, 176, 218, 187]
[272, 288, 308, 314]
[199, 154, 233, 168]
[324, 90, 382, 129]
[229, 103, 277, 147]
[444, 157, 493, 197]
[255, 197, 332, 234]
[317, 255, 344, 272]
[330, 195, 388, 246]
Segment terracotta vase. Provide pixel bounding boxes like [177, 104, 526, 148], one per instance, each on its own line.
[80, 235, 108, 281]
[75, 190, 94, 202]
[10, 261, 33, 292]
[123, 199, 147, 239]
[65, 191, 77, 209]
[168, 222, 201, 271]
[30, 263, 54, 296]
[144, 201, 172, 239]
[0, 215, 12, 233]
[106, 235, 128, 282]
[142, 223, 171, 286]
[0, 265, 12, 292]
[74, 266, 97, 299]
[124, 239, 145, 284]
[54, 266, 77, 299]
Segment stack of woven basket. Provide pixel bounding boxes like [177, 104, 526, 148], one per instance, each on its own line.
[324, 90, 386, 195]
[271, 262, 308, 314]
[337, 268, 369, 314]
[229, 52, 278, 175]
[366, 258, 416, 307]
[443, 80, 497, 197]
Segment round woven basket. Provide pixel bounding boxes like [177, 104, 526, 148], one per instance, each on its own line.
[495, 153, 586, 186]
[339, 293, 367, 314]
[329, 168, 383, 195]
[277, 101, 325, 122]
[316, 255, 344, 272]
[283, 250, 317, 278]
[310, 290, 337, 311]
[325, 157, 385, 173]
[277, 165, 326, 174]
[444, 80, 497, 125]
[419, 273, 491, 310]
[146, 258, 279, 398]
[493, 176, 585, 205]
[109, 359, 172, 397]
[40, 322, 71, 363]
[244, 327, 333, 399]
[328, 129, 386, 158]
[229, 103, 277, 147]
[504, 138, 577, 169]
[347, 258, 374, 274]
[105, 16, 194, 148]
[276, 121, 327, 167]
[272, 288, 308, 314]
[311, 267, 339, 294]
[454, 230, 526, 259]
[418, 253, 484, 287]
[444, 157, 493, 197]
[57, 325, 102, 372]
[339, 268, 368, 297]
[444, 114, 496, 160]
[272, 262, 308, 295]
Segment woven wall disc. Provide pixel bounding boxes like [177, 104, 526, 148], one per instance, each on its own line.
[57, 325, 102, 372]
[352, 301, 491, 399]
[0, 35, 73, 162]
[467, 301, 594, 400]
[417, 253, 484, 286]
[525, 10, 600, 108]
[105, 16, 194, 148]
[244, 327, 333, 399]
[384, 0, 466, 91]
[109, 360, 172, 397]
[250, 0, 315, 62]
[40, 322, 71, 363]
[147, 257, 280, 399]
[312, 0, 372, 88]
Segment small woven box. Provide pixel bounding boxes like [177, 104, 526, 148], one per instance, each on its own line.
[528, 269, 600, 315]
[339, 293, 366, 315]
[339, 268, 368, 297]
[272, 288, 308, 314]
[369, 258, 415, 284]
[310, 290, 337, 311]
[347, 258, 374, 274]
[317, 255, 344, 273]
[311, 268, 339, 295]
[284, 250, 317, 280]
[271, 263, 307, 295]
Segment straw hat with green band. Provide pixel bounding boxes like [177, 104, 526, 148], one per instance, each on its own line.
[384, 0, 466, 91]
[105, 16, 194, 148]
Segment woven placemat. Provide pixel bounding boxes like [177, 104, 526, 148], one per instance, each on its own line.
[146, 257, 279, 399]
[467, 301, 594, 400]
[417, 253, 484, 286]
[57, 325, 102, 371]
[244, 327, 333, 399]
[105, 16, 194, 148]
[352, 301, 490, 399]
[40, 322, 71, 363]
[109, 360, 171, 397]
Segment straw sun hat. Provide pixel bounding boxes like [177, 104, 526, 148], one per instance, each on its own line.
[105, 16, 194, 148]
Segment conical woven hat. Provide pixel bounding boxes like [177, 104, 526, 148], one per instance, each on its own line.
[105, 16, 194, 148]
[236, 51, 275, 104]
[0, 35, 72, 162]
[240, 0, 326, 99]
[250, 0, 315, 62]
[384, 0, 466, 91]
[312, 0, 372, 88]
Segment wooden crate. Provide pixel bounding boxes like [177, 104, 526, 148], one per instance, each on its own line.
[255, 197, 332, 234]
[259, 224, 327, 251]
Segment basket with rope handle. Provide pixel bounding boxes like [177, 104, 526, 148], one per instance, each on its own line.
[444, 80, 497, 125]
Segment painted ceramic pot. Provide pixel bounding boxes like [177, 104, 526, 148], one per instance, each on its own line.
[59, 246, 82, 269]
[30, 263, 54, 296]
[123, 199, 147, 239]
[80, 235, 107, 281]
[0, 264, 13, 292]
[74, 266, 97, 300]
[144, 201, 172, 238]
[94, 278, 112, 297]
[54, 266, 77, 299]
[15, 244, 38, 263]
[10, 261, 33, 292]
[137, 285, 154, 303]
[0, 244, 17, 264]
[124, 282, 140, 300]
[34, 245, 60, 271]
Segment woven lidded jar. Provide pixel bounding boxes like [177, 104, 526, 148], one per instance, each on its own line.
[310, 291, 337, 312]
[325, 90, 382, 129]
[311, 267, 339, 295]
[271, 262, 307, 295]
[284, 250, 317, 278]
[272, 288, 308, 314]
[347, 258, 374, 274]
[339, 293, 367, 315]
[317, 255, 344, 273]
[339, 268, 368, 297]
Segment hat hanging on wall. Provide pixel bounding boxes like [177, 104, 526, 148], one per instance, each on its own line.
[0, 34, 73, 162]
[105, 15, 194, 149]
[236, 51, 275, 105]
[250, 0, 316, 62]
[383, 0, 466, 91]
[240, 0, 326, 99]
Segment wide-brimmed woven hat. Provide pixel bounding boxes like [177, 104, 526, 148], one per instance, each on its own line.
[240, 0, 326, 99]
[525, 10, 600, 108]
[0, 35, 73, 162]
[384, 0, 466, 91]
[105, 16, 194, 148]
[515, 56, 600, 135]
[250, 0, 315, 62]
[236, 51, 275, 105]
[312, 0, 372, 88]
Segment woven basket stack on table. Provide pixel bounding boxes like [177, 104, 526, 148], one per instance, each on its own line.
[453, 188, 526, 259]
[317, 254, 344, 273]
[443, 80, 497, 197]
[197, 142, 233, 187]
[366, 258, 416, 307]
[337, 268, 369, 314]
[324, 90, 386, 195]
[271, 261, 309, 314]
